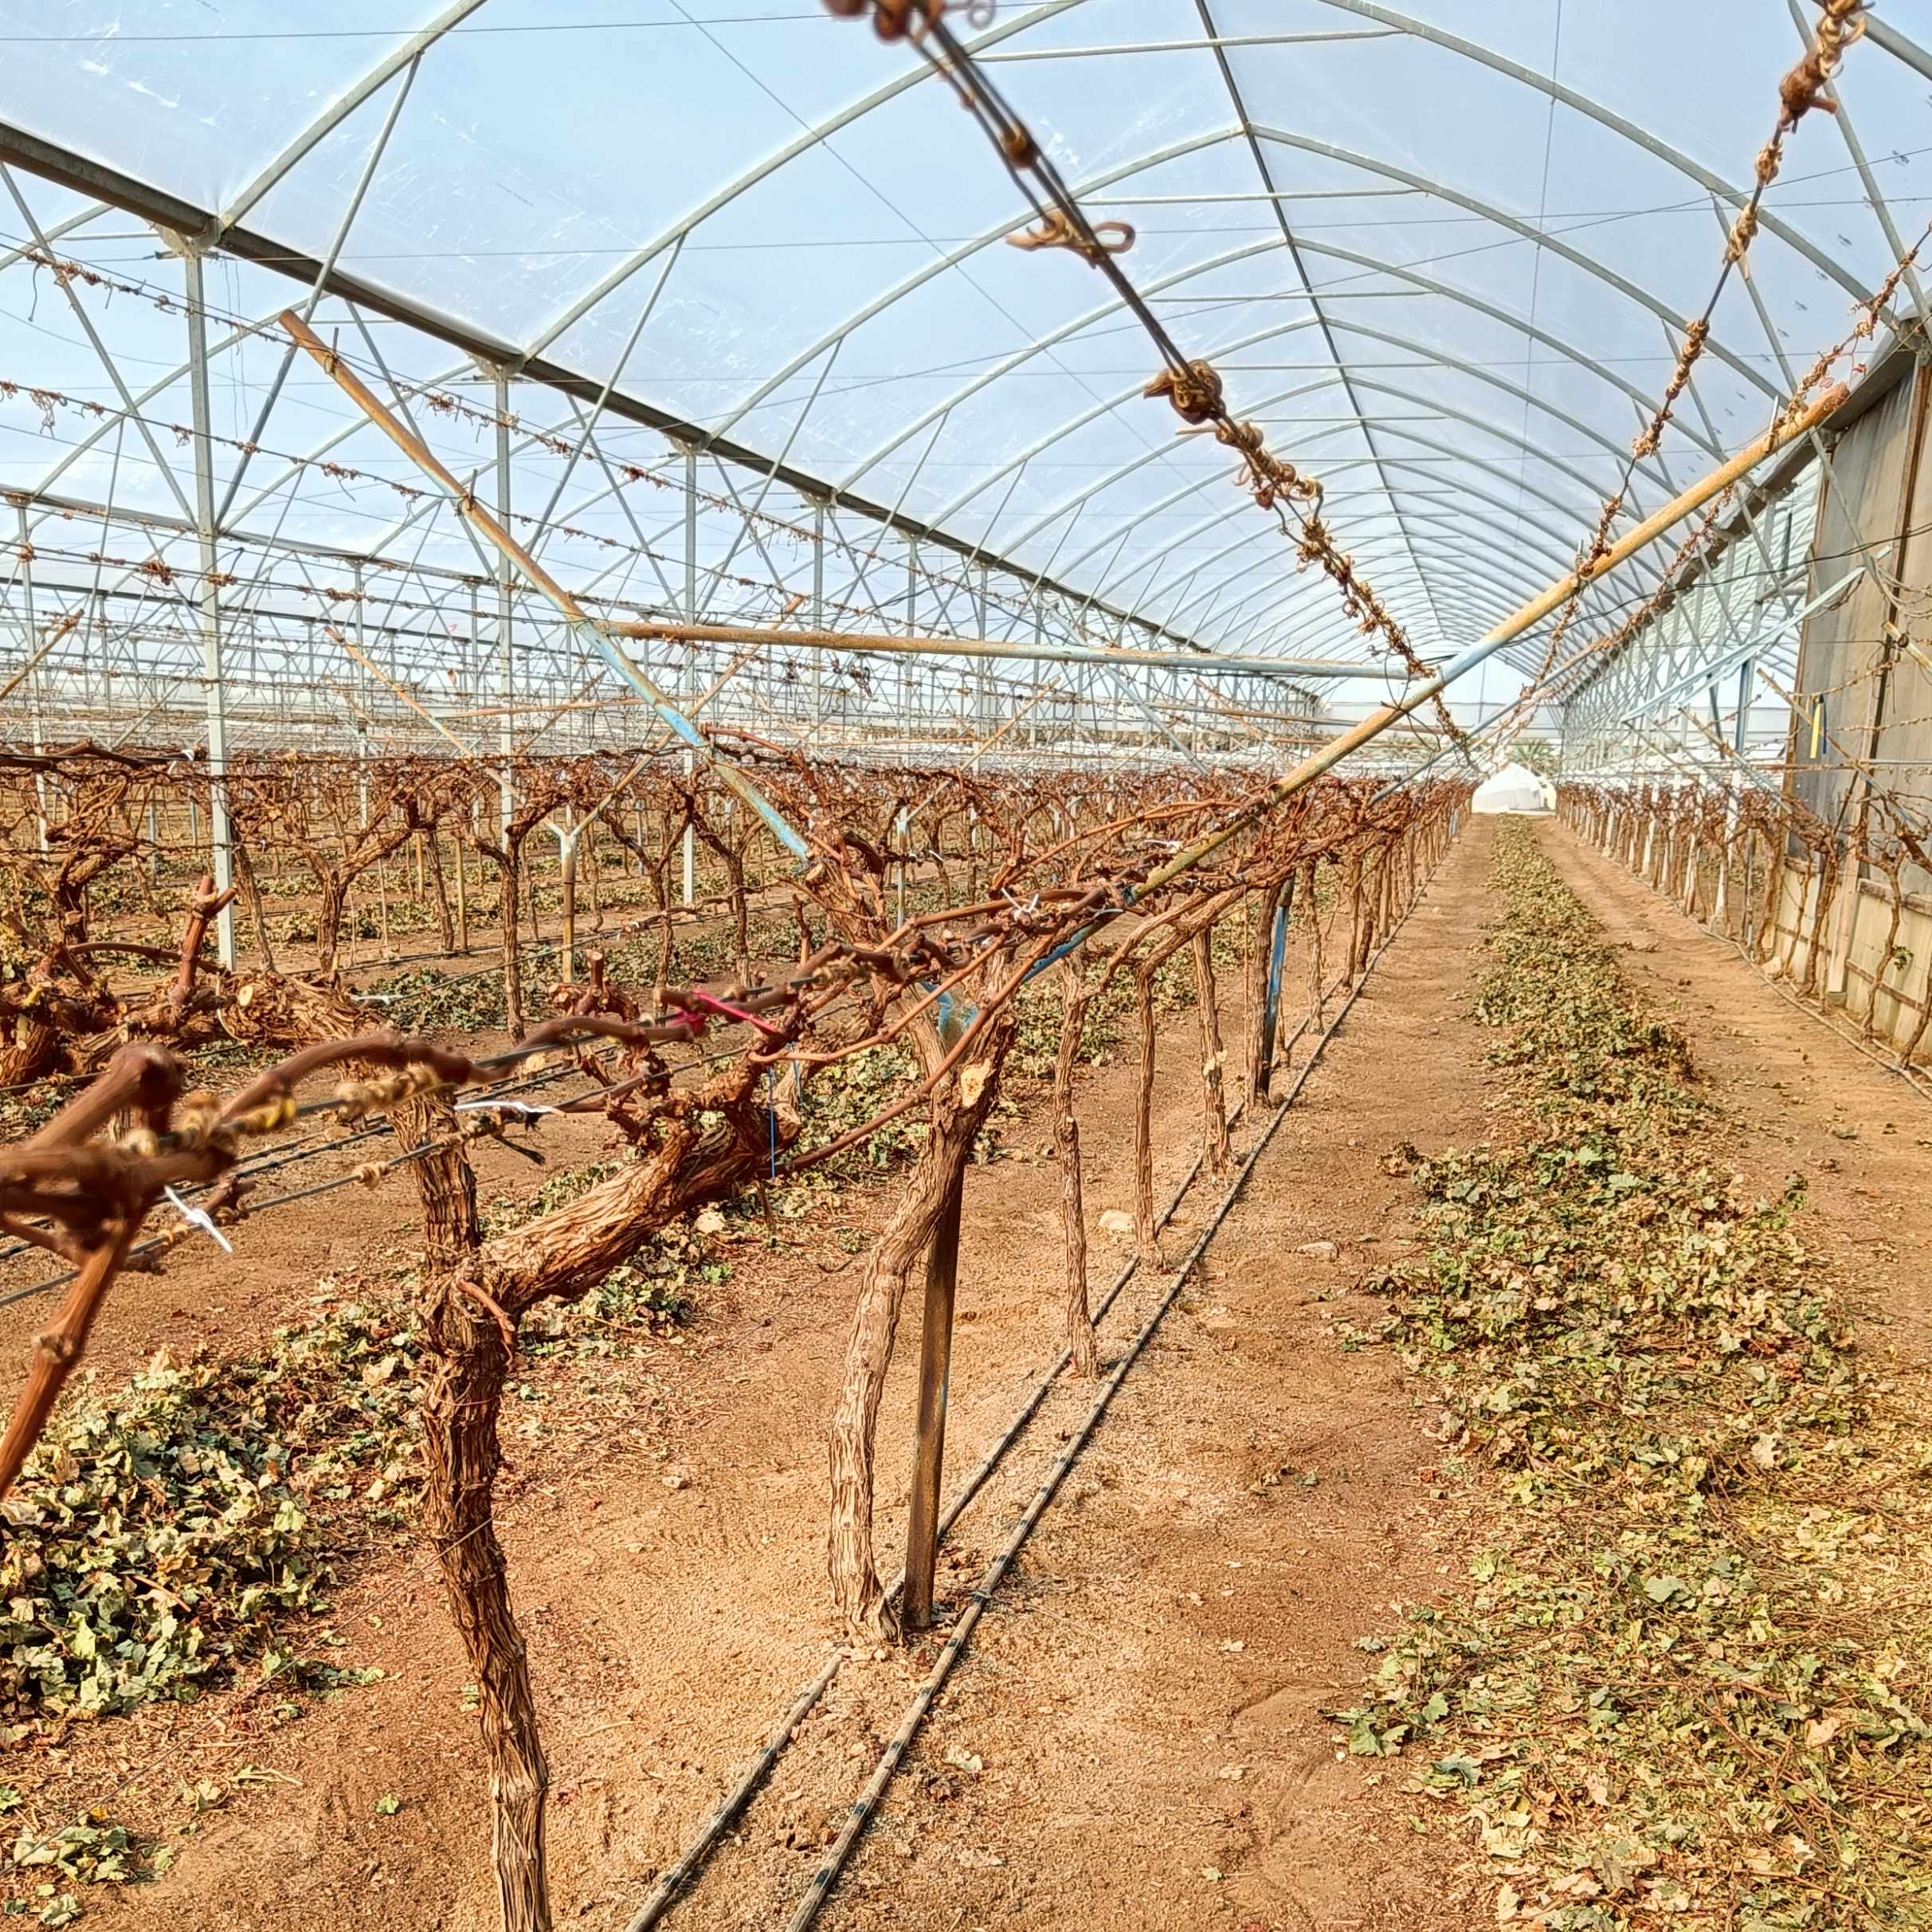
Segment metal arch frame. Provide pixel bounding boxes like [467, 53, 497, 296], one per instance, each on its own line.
[727, 117, 1774, 560]
[832, 214, 1301, 494]
[216, 0, 493, 234]
[934, 370, 1338, 590]
[1170, 449, 1664, 648]
[706, 132, 1257, 446]
[535, 0, 1852, 623]
[911, 306, 1689, 647]
[1190, 0, 1448, 649]
[1067, 468, 1581, 660]
[0, 256, 1216, 682]
[1557, 471, 1824, 716]
[1315, 314, 1681, 492]
[1864, 14, 1932, 87]
[1078, 385, 1641, 613]
[0, 0, 1914, 733]
[1157, 504, 1550, 651]
[0, 131, 1221, 659]
[519, 0, 1089, 362]
[1023, 375, 1644, 631]
[1280, 233, 1726, 455]
[922, 323, 1324, 535]
[0, 25, 1801, 670]
[1158, 477, 1594, 648]
[1246, 123, 1782, 403]
[923, 226, 1733, 562]
[1152, 518, 1559, 655]
[1789, 6, 1929, 320]
[527, 0, 1848, 609]
[1309, 0, 1884, 308]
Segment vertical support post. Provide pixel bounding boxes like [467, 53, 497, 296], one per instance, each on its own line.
[18, 504, 48, 853]
[354, 560, 370, 819]
[681, 747, 696, 908]
[495, 371, 514, 847]
[683, 448, 700, 906]
[1258, 889, 1289, 1085]
[810, 500, 826, 739]
[903, 1167, 963, 1632]
[894, 805, 907, 928]
[684, 443, 699, 623]
[184, 248, 236, 966]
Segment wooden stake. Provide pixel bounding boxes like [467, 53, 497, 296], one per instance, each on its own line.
[902, 1170, 963, 1631]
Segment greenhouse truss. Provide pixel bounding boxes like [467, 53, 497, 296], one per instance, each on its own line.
[0, 1, 1926, 775]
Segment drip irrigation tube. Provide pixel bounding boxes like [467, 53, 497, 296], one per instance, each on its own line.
[622, 828, 1456, 1932]
[621, 1063, 1277, 1932]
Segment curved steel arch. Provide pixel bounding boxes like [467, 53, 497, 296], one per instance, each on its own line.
[1248, 123, 1781, 402]
[217, 1, 491, 233]
[1238, 518, 1574, 652]
[519, 0, 1088, 362]
[492, 4, 1814, 633]
[1, 0, 1896, 707]
[1064, 468, 1563, 656]
[925, 224, 1730, 570]
[1153, 470, 1593, 635]
[1135, 513, 1556, 654]
[1088, 407, 1623, 612]
[523, 0, 1834, 641]
[1344, 375, 1624, 516]
[1154, 486, 1570, 646]
[1027, 369, 1625, 624]
[832, 202, 1305, 491]
[783, 131, 1763, 580]
[1316, 315, 1679, 493]
[1310, 0, 1879, 306]
[707, 134, 1261, 446]
[1154, 437, 1659, 639]
[826, 113, 1751, 504]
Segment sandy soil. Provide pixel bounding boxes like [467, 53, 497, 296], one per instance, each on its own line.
[19, 809, 1932, 1932]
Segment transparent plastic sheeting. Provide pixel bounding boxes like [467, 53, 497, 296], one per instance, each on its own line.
[0, 0, 1929, 677]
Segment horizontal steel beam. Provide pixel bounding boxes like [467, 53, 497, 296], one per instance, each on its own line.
[0, 121, 1209, 660]
[614, 619, 1404, 680]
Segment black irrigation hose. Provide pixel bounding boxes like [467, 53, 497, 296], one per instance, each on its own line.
[623, 833, 1456, 1932]
[620, 1066, 1276, 1932]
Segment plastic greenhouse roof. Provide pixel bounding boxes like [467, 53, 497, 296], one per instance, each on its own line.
[2, 0, 1931, 674]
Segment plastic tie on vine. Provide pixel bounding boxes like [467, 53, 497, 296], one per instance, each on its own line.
[163, 1185, 232, 1255]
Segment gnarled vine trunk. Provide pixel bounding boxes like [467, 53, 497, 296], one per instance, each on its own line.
[825, 1010, 1018, 1638]
[1191, 929, 1229, 1175]
[1053, 959, 1099, 1378]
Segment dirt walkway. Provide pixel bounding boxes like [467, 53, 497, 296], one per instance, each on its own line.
[41, 819, 1504, 1931]
[92, 806, 1932, 1932]
[1540, 820, 1932, 1365]
[60, 806, 1932, 1932]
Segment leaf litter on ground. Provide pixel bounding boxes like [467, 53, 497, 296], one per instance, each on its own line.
[1324, 821, 1932, 1928]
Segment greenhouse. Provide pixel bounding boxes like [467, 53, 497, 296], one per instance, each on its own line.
[2, 5, 1931, 1928]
